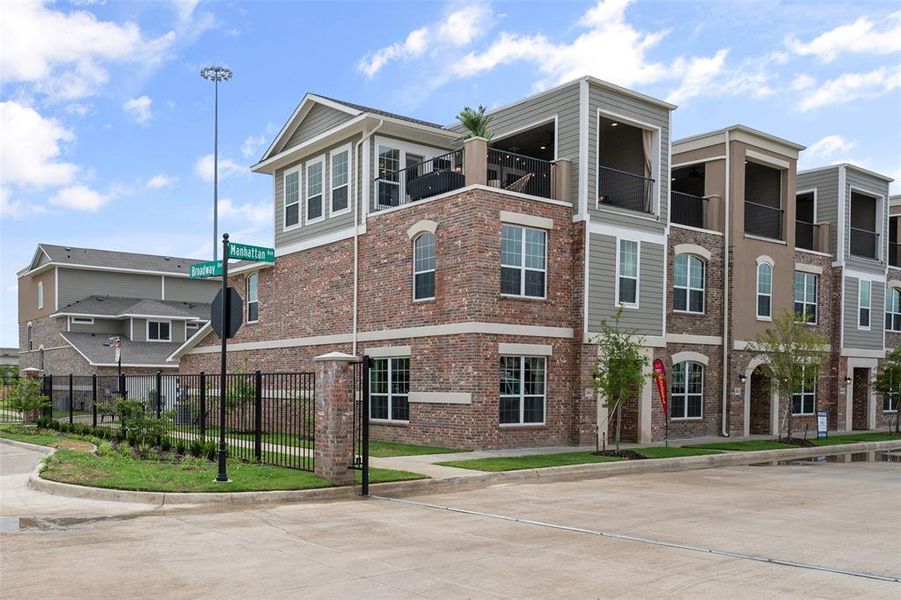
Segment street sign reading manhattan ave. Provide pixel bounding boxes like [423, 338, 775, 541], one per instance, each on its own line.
[189, 242, 275, 279]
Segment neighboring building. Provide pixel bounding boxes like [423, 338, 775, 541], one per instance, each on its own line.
[17, 244, 226, 375]
[160, 78, 893, 449]
[0, 348, 18, 368]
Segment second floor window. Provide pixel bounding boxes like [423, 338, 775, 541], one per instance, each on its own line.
[886, 287, 901, 332]
[858, 279, 871, 329]
[284, 169, 300, 228]
[792, 366, 816, 415]
[757, 262, 772, 319]
[673, 254, 704, 313]
[306, 158, 324, 223]
[37, 281, 44, 310]
[793, 272, 818, 324]
[617, 239, 639, 306]
[330, 148, 350, 214]
[147, 320, 171, 342]
[413, 233, 436, 300]
[501, 224, 546, 298]
[247, 273, 259, 323]
[377, 145, 400, 207]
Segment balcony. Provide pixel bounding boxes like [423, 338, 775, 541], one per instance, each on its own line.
[375, 150, 465, 210]
[745, 201, 783, 240]
[671, 191, 708, 229]
[597, 166, 655, 214]
[850, 227, 879, 260]
[795, 221, 820, 251]
[487, 148, 552, 199]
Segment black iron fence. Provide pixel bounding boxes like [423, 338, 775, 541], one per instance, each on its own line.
[597, 166, 655, 214]
[744, 201, 783, 240]
[487, 148, 552, 199]
[795, 220, 821, 252]
[38, 372, 315, 472]
[373, 150, 464, 211]
[850, 227, 879, 260]
[351, 357, 371, 495]
[671, 191, 707, 229]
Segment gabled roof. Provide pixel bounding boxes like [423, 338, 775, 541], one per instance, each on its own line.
[60, 333, 181, 368]
[21, 244, 209, 277]
[52, 296, 210, 321]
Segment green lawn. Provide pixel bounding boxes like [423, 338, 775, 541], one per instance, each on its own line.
[682, 440, 797, 451]
[369, 440, 462, 458]
[438, 452, 625, 472]
[0, 424, 65, 447]
[633, 446, 722, 459]
[810, 432, 901, 446]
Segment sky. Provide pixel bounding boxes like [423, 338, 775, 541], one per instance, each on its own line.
[1, 0, 900, 347]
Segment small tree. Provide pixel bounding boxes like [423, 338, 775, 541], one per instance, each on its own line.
[456, 105, 493, 141]
[747, 310, 828, 440]
[592, 310, 649, 451]
[874, 346, 901, 434]
[5, 377, 50, 423]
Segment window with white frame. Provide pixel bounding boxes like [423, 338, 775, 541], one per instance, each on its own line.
[499, 356, 546, 424]
[886, 287, 901, 332]
[793, 272, 818, 324]
[147, 320, 171, 342]
[186, 321, 200, 336]
[247, 273, 259, 323]
[284, 168, 301, 228]
[27, 323, 33, 351]
[501, 224, 546, 298]
[330, 148, 350, 214]
[377, 145, 400, 207]
[37, 281, 44, 310]
[70, 316, 94, 326]
[792, 366, 816, 415]
[884, 391, 899, 413]
[306, 157, 324, 223]
[858, 279, 871, 329]
[413, 233, 435, 300]
[756, 262, 772, 319]
[670, 362, 703, 419]
[370, 358, 409, 421]
[673, 254, 704, 313]
[617, 239, 639, 306]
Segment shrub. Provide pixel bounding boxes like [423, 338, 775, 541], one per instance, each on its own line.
[204, 440, 218, 461]
[97, 440, 114, 456]
[189, 440, 203, 458]
[5, 378, 50, 422]
[127, 431, 140, 447]
[175, 440, 187, 455]
[160, 436, 172, 452]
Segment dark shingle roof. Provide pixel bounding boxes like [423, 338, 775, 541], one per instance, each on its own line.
[61, 333, 181, 366]
[315, 95, 448, 130]
[56, 296, 210, 320]
[38, 244, 209, 274]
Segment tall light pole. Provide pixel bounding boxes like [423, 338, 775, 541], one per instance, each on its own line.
[200, 66, 233, 262]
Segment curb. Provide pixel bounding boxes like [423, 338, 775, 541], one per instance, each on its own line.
[13, 438, 901, 506]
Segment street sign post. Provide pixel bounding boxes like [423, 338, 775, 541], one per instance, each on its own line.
[189, 260, 223, 279]
[228, 242, 275, 263]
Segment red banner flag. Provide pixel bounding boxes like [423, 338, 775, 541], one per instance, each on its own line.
[652, 358, 667, 413]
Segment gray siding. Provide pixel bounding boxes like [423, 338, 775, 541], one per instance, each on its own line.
[844, 168, 890, 273]
[587, 81, 671, 234]
[131, 318, 184, 343]
[164, 276, 218, 303]
[68, 317, 126, 335]
[843, 275, 885, 350]
[587, 233, 664, 336]
[797, 168, 839, 255]
[132, 318, 146, 342]
[274, 134, 362, 250]
[284, 104, 354, 150]
[58, 268, 161, 308]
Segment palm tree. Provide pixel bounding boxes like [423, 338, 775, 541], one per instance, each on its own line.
[456, 105, 493, 142]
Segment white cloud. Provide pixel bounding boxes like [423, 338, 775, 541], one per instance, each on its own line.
[786, 11, 901, 62]
[805, 135, 856, 159]
[194, 154, 246, 182]
[146, 173, 178, 189]
[123, 95, 153, 124]
[49, 185, 109, 211]
[0, 101, 78, 187]
[791, 74, 816, 91]
[0, 186, 46, 219]
[665, 50, 729, 105]
[241, 133, 267, 159]
[64, 103, 94, 116]
[358, 3, 492, 78]
[799, 65, 901, 111]
[218, 198, 271, 229]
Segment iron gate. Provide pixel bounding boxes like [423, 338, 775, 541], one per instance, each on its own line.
[351, 356, 371, 495]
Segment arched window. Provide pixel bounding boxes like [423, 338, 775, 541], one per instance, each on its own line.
[27, 323, 33, 351]
[756, 262, 773, 319]
[413, 232, 435, 300]
[886, 287, 901, 332]
[671, 362, 703, 419]
[674, 254, 705, 313]
[246, 273, 259, 323]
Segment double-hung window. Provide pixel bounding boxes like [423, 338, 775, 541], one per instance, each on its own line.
[793, 272, 818, 324]
[305, 157, 324, 223]
[370, 358, 409, 421]
[858, 279, 871, 329]
[330, 147, 350, 215]
[499, 356, 546, 425]
[756, 262, 773, 319]
[377, 145, 401, 207]
[147, 320, 171, 342]
[886, 287, 901, 332]
[501, 224, 546, 298]
[885, 391, 899, 413]
[413, 233, 435, 300]
[673, 254, 704, 313]
[246, 273, 259, 323]
[617, 239, 639, 307]
[792, 366, 816, 415]
[670, 362, 703, 419]
[284, 168, 301, 228]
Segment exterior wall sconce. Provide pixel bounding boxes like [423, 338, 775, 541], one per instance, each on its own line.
[844, 375, 852, 385]
[738, 374, 747, 384]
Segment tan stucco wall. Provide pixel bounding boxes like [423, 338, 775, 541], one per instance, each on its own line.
[18, 268, 56, 324]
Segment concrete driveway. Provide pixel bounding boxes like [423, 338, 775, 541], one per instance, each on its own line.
[1, 443, 898, 599]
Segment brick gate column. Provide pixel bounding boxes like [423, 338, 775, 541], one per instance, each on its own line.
[313, 351, 358, 485]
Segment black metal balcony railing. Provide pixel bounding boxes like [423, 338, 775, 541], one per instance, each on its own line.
[671, 191, 707, 229]
[373, 149, 464, 212]
[744, 201, 783, 240]
[850, 227, 879, 259]
[795, 220, 820, 251]
[597, 166, 655, 214]
[890, 242, 901, 267]
[487, 148, 552, 199]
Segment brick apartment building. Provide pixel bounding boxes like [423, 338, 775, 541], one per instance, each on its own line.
[152, 76, 895, 449]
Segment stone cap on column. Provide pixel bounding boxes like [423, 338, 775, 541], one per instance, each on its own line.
[313, 351, 359, 362]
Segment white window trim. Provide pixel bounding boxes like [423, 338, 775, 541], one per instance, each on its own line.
[369, 357, 410, 423]
[501, 224, 548, 300]
[794, 271, 818, 325]
[282, 165, 302, 231]
[886, 286, 901, 332]
[146, 319, 173, 342]
[595, 108, 662, 216]
[37, 281, 44, 310]
[499, 355, 547, 426]
[373, 136, 452, 211]
[792, 365, 816, 416]
[756, 259, 773, 321]
[305, 154, 326, 225]
[412, 232, 436, 302]
[70, 316, 95, 326]
[670, 361, 704, 421]
[246, 272, 259, 324]
[615, 238, 640, 309]
[673, 254, 705, 315]
[329, 144, 352, 217]
[848, 185, 885, 262]
[858, 279, 872, 330]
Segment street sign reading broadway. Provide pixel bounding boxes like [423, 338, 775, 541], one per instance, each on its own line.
[228, 242, 275, 262]
[189, 260, 222, 279]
